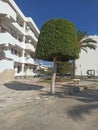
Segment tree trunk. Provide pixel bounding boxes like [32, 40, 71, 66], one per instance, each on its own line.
[72, 60, 75, 79]
[51, 57, 57, 95]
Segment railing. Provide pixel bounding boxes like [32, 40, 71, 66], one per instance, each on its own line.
[26, 30, 38, 42]
[25, 43, 35, 52]
[0, 1, 16, 21]
[12, 22, 25, 35]
[0, 32, 25, 49]
[25, 56, 35, 64]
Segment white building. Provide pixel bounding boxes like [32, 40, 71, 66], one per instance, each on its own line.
[0, 0, 39, 79]
[38, 63, 51, 72]
[75, 35, 98, 77]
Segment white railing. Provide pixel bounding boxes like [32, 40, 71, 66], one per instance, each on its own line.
[0, 32, 25, 49]
[25, 43, 35, 52]
[12, 22, 25, 35]
[19, 56, 36, 65]
[18, 56, 25, 63]
[0, 1, 16, 21]
[25, 57, 35, 65]
[4, 51, 20, 62]
[26, 30, 38, 42]
[0, 32, 15, 46]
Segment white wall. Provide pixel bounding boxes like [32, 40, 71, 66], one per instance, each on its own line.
[75, 35, 98, 76]
[0, 59, 14, 72]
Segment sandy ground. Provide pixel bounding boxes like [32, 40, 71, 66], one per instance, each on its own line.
[0, 78, 98, 130]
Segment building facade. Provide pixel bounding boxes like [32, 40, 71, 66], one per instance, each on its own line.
[75, 35, 98, 77]
[0, 0, 39, 78]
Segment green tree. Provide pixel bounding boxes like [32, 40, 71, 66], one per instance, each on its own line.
[36, 18, 79, 94]
[72, 30, 97, 78]
[57, 62, 73, 75]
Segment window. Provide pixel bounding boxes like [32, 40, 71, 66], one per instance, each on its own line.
[11, 48, 14, 54]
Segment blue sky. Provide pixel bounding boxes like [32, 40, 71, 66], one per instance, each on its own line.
[15, 0, 98, 35]
[14, 0, 98, 65]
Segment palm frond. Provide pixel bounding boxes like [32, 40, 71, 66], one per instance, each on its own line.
[81, 38, 97, 44]
[77, 30, 97, 52]
[81, 44, 96, 50]
[81, 47, 88, 53]
[77, 30, 88, 42]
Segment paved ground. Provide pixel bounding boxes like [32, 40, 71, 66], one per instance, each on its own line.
[0, 78, 98, 130]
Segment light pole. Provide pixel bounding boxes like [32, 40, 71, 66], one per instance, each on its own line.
[79, 65, 82, 78]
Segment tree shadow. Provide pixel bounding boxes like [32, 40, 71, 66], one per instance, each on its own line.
[58, 84, 98, 120]
[39, 82, 98, 103]
[4, 81, 44, 91]
[39, 83, 98, 120]
[39, 84, 81, 98]
[53, 84, 98, 102]
[67, 103, 98, 121]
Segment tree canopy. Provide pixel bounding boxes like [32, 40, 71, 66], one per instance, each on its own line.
[36, 18, 79, 62]
[36, 18, 80, 94]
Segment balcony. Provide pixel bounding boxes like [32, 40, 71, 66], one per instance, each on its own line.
[18, 56, 25, 63]
[0, 1, 16, 21]
[25, 43, 35, 52]
[4, 50, 21, 62]
[25, 57, 35, 65]
[4, 51, 25, 63]
[25, 30, 38, 42]
[0, 32, 25, 49]
[0, 32, 15, 46]
[12, 22, 25, 35]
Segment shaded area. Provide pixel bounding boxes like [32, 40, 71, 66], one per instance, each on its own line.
[73, 89, 98, 103]
[58, 85, 98, 120]
[39, 82, 98, 120]
[56, 84, 98, 102]
[4, 81, 44, 91]
[67, 103, 98, 121]
[38, 79, 98, 103]
[66, 88, 98, 120]
[0, 50, 5, 59]
[40, 84, 85, 98]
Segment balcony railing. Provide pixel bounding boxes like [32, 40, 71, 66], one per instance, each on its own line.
[26, 30, 38, 42]
[12, 22, 25, 35]
[18, 56, 35, 65]
[25, 43, 35, 52]
[4, 51, 21, 62]
[18, 56, 25, 63]
[0, 1, 16, 21]
[0, 32, 25, 49]
[25, 57, 35, 65]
